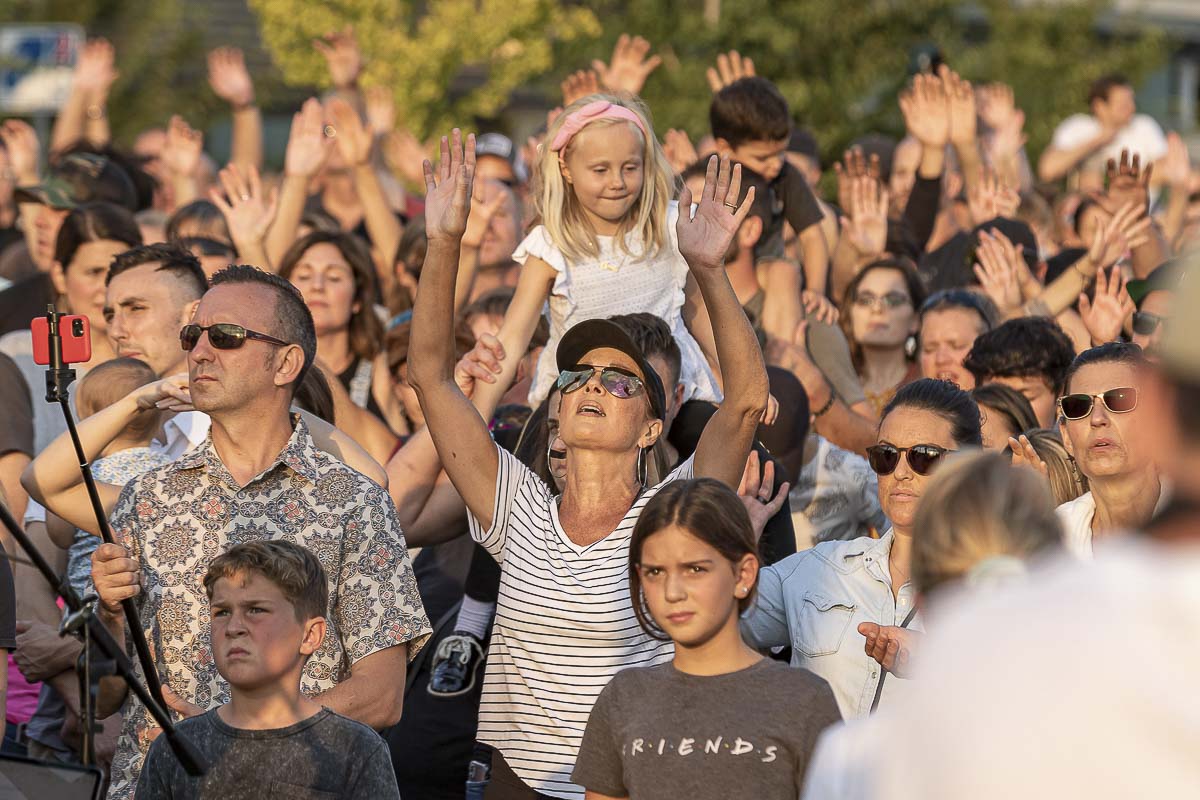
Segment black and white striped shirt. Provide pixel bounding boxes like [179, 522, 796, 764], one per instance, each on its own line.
[469, 444, 693, 798]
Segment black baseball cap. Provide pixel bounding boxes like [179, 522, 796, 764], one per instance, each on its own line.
[475, 133, 516, 165]
[556, 318, 666, 420]
[15, 153, 138, 211]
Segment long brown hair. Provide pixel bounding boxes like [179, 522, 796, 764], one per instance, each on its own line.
[278, 230, 384, 362]
[629, 479, 760, 641]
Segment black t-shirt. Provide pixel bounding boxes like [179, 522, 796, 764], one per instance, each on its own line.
[135, 708, 399, 799]
[0, 544, 15, 650]
[750, 161, 825, 264]
[0, 352, 34, 458]
[0, 271, 55, 338]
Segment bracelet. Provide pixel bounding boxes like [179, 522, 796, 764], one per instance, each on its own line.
[812, 389, 836, 419]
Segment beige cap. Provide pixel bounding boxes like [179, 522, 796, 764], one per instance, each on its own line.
[1159, 249, 1200, 381]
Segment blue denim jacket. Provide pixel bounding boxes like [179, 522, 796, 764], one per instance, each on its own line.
[740, 530, 920, 719]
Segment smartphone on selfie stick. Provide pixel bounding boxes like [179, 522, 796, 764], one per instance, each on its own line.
[16, 307, 207, 778]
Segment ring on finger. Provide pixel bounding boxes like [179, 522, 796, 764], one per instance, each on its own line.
[755, 495, 770, 505]
[724, 201, 738, 210]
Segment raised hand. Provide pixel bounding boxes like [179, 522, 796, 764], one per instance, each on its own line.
[423, 129, 476, 242]
[383, 126, 433, 188]
[0, 119, 40, 184]
[1078, 266, 1135, 345]
[802, 290, 839, 325]
[313, 25, 363, 90]
[1100, 149, 1152, 214]
[461, 178, 509, 250]
[706, 50, 756, 93]
[209, 163, 279, 252]
[1161, 132, 1192, 188]
[973, 229, 1024, 316]
[207, 46, 255, 108]
[977, 82, 1026, 157]
[899, 72, 949, 149]
[561, 69, 601, 106]
[364, 86, 396, 136]
[454, 333, 507, 398]
[834, 146, 881, 212]
[1085, 201, 1151, 273]
[161, 115, 204, 178]
[326, 96, 372, 167]
[592, 33, 662, 96]
[1007, 434, 1049, 479]
[737, 450, 789, 543]
[663, 128, 699, 173]
[840, 171, 888, 260]
[940, 65, 977, 146]
[284, 98, 334, 178]
[676, 155, 755, 271]
[74, 38, 119, 98]
[967, 167, 1019, 225]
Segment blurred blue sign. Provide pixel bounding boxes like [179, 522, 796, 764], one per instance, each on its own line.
[0, 24, 83, 113]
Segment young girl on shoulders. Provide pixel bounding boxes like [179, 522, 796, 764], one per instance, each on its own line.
[494, 93, 723, 406]
[572, 479, 841, 800]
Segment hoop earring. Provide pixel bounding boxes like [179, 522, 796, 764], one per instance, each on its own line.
[546, 438, 555, 468]
[636, 446, 647, 488]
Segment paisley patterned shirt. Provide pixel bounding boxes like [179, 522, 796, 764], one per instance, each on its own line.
[106, 416, 431, 800]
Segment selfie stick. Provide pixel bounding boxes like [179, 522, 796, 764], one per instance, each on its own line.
[38, 307, 204, 774]
[0, 497, 207, 775]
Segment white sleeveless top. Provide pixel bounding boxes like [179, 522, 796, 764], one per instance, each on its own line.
[513, 202, 722, 406]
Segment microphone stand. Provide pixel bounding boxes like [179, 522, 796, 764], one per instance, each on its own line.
[33, 307, 206, 776]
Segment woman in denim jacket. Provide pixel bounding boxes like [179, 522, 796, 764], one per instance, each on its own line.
[741, 379, 982, 718]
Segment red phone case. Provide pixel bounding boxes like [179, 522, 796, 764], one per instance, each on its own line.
[31, 315, 92, 366]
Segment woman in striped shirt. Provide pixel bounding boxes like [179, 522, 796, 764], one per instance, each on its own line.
[408, 133, 768, 799]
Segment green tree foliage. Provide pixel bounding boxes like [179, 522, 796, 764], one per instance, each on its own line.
[248, 0, 600, 138]
[554, 0, 1166, 166]
[7, 0, 208, 143]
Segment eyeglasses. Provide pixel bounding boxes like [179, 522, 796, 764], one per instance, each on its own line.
[556, 365, 645, 399]
[854, 291, 912, 311]
[866, 443, 953, 476]
[1131, 311, 1164, 337]
[1058, 387, 1138, 420]
[180, 323, 291, 352]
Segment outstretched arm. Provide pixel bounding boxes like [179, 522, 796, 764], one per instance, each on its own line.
[679, 157, 770, 487]
[407, 130, 503, 529]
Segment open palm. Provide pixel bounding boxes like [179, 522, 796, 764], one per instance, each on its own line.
[676, 155, 754, 271]
[423, 129, 476, 242]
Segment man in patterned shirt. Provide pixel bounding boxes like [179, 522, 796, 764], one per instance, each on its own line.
[90, 265, 431, 800]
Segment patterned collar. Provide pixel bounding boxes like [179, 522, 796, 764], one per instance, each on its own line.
[169, 413, 322, 487]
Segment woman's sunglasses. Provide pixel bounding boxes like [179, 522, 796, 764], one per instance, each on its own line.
[556, 365, 645, 399]
[1058, 387, 1138, 420]
[1131, 311, 1164, 337]
[180, 323, 291, 352]
[866, 443, 953, 476]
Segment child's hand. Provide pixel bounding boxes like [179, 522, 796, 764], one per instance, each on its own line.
[132, 375, 192, 412]
[422, 129, 476, 243]
[705, 50, 756, 93]
[676, 155, 754, 272]
[592, 33, 661, 96]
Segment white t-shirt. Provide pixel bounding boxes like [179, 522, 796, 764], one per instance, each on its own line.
[468, 445, 694, 798]
[1049, 113, 1167, 177]
[1055, 483, 1170, 558]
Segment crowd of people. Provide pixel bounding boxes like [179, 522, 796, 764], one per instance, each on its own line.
[0, 24, 1197, 799]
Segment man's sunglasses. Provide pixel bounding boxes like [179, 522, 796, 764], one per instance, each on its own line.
[556, 365, 645, 399]
[1132, 311, 1164, 337]
[866, 443, 953, 476]
[180, 323, 291, 352]
[1058, 387, 1138, 420]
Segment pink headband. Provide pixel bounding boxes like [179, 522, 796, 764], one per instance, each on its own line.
[549, 101, 648, 152]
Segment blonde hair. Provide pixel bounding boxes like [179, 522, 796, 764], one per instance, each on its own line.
[534, 93, 675, 263]
[1023, 428, 1087, 505]
[78, 358, 162, 445]
[912, 451, 1061, 596]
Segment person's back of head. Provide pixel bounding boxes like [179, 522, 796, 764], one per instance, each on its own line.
[912, 450, 1061, 597]
[971, 382, 1039, 449]
[55, 141, 158, 212]
[1022, 428, 1087, 505]
[608, 312, 682, 391]
[77, 357, 162, 446]
[165, 199, 232, 245]
[963, 317, 1075, 395]
[709, 77, 791, 150]
[293, 365, 336, 424]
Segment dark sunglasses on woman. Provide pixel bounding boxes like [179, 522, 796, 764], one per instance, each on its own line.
[865, 443, 953, 476]
[180, 323, 291, 352]
[556, 365, 645, 399]
[1058, 387, 1138, 420]
[1131, 311, 1164, 337]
